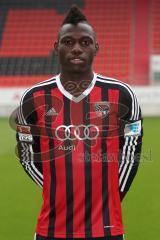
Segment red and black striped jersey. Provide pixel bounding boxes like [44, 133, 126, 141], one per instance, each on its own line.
[16, 73, 143, 238]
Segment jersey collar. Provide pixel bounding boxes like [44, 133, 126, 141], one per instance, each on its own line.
[56, 73, 97, 103]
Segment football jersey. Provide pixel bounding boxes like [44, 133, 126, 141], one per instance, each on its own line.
[16, 73, 143, 238]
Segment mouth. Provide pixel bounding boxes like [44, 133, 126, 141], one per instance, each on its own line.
[69, 58, 84, 64]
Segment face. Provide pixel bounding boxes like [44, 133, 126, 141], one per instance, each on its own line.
[54, 22, 99, 74]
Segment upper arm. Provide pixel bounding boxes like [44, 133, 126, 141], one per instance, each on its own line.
[118, 85, 143, 193]
[16, 89, 43, 188]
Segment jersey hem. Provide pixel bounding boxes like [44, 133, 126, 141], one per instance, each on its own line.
[35, 229, 124, 238]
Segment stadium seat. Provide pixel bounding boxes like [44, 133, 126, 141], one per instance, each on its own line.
[0, 0, 151, 86]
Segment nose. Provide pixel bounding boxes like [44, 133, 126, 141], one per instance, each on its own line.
[71, 42, 83, 55]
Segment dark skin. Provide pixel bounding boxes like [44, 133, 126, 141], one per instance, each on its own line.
[55, 22, 126, 201]
[54, 22, 99, 97]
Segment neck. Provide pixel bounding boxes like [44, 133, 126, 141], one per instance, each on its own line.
[60, 69, 94, 84]
[59, 70, 94, 97]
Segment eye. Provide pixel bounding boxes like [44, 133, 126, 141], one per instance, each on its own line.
[63, 39, 74, 47]
[81, 39, 90, 46]
[81, 38, 92, 47]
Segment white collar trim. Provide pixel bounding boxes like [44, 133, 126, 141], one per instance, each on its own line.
[56, 73, 97, 103]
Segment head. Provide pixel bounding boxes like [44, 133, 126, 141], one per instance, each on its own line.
[54, 5, 99, 75]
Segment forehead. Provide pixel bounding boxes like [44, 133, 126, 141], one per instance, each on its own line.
[59, 22, 95, 40]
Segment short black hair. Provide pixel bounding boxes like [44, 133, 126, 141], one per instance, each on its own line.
[61, 5, 88, 26]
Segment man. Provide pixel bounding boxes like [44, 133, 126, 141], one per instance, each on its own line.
[16, 5, 143, 240]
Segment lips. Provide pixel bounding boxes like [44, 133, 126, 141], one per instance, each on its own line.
[69, 58, 84, 64]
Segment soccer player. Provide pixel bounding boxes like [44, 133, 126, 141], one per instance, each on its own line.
[16, 5, 143, 240]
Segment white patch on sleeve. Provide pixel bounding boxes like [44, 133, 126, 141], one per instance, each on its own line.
[124, 120, 141, 137]
[18, 133, 33, 143]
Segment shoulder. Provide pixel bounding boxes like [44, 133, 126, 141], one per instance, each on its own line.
[96, 74, 133, 92]
[96, 74, 141, 120]
[96, 73, 137, 100]
[20, 75, 57, 102]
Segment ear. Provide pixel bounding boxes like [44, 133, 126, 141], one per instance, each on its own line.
[54, 41, 59, 56]
[94, 42, 99, 56]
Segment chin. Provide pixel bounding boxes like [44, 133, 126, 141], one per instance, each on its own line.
[69, 66, 87, 74]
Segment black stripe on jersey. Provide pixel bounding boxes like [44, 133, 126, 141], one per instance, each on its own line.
[97, 75, 140, 121]
[31, 80, 56, 180]
[26, 93, 43, 183]
[83, 96, 92, 238]
[44, 88, 56, 237]
[64, 97, 74, 238]
[101, 87, 111, 236]
[33, 135, 43, 175]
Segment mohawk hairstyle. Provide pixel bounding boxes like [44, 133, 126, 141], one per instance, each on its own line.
[61, 5, 88, 26]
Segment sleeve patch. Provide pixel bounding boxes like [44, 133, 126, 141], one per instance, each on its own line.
[17, 125, 33, 143]
[124, 120, 141, 137]
[17, 125, 31, 134]
[18, 133, 33, 143]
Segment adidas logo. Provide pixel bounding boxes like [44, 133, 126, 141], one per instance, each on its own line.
[45, 107, 58, 116]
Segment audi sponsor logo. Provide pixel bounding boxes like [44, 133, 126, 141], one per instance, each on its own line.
[55, 124, 99, 141]
[58, 145, 76, 151]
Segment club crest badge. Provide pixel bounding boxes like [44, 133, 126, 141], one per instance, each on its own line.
[94, 101, 110, 117]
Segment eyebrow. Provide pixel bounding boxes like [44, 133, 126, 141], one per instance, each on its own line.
[60, 35, 94, 41]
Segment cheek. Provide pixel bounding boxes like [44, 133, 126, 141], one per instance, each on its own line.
[58, 49, 68, 62]
[86, 50, 95, 62]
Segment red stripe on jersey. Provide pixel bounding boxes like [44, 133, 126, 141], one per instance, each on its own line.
[51, 88, 67, 237]
[70, 101, 85, 238]
[107, 89, 123, 235]
[33, 90, 51, 236]
[90, 86, 104, 237]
